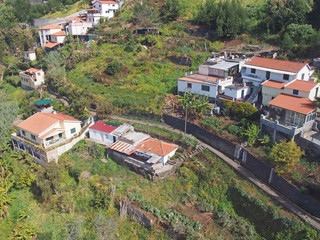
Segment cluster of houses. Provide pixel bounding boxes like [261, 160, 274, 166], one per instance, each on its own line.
[11, 100, 178, 176]
[178, 55, 320, 145]
[38, 0, 121, 50]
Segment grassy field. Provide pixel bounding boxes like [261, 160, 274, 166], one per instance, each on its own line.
[41, 0, 89, 18]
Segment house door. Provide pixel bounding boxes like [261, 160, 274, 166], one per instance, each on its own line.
[266, 71, 270, 79]
[113, 136, 117, 143]
[241, 90, 245, 99]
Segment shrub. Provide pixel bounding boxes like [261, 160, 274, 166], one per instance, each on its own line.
[222, 100, 258, 119]
[105, 61, 122, 76]
[200, 117, 222, 131]
[223, 124, 242, 137]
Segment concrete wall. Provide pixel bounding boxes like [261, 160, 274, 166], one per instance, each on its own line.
[261, 85, 283, 106]
[32, 18, 66, 28]
[163, 114, 320, 217]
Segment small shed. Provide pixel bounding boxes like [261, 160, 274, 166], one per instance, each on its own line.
[34, 99, 54, 113]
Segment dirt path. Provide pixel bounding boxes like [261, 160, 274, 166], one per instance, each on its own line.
[110, 115, 320, 231]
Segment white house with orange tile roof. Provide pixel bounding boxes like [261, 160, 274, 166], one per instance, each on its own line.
[65, 17, 92, 35]
[91, 0, 120, 20]
[242, 57, 314, 86]
[261, 79, 320, 105]
[19, 68, 45, 90]
[15, 112, 82, 149]
[39, 25, 64, 46]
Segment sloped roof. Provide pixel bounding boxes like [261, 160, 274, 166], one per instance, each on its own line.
[39, 25, 64, 30]
[89, 121, 119, 133]
[50, 31, 66, 36]
[261, 80, 287, 89]
[17, 112, 80, 135]
[285, 80, 319, 92]
[133, 138, 178, 157]
[98, 0, 117, 4]
[42, 41, 60, 48]
[268, 94, 316, 115]
[245, 57, 307, 73]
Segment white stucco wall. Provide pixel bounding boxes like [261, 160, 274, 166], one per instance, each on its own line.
[225, 87, 250, 100]
[88, 129, 118, 144]
[63, 121, 82, 139]
[93, 1, 119, 19]
[39, 28, 62, 46]
[178, 80, 217, 98]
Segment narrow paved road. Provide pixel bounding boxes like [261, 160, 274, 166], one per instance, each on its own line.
[110, 115, 320, 231]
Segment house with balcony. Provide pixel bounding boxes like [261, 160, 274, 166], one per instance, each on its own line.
[65, 17, 92, 35]
[19, 68, 45, 90]
[260, 94, 317, 142]
[11, 112, 89, 164]
[242, 57, 313, 86]
[87, 0, 119, 25]
[38, 25, 64, 46]
[262, 79, 320, 106]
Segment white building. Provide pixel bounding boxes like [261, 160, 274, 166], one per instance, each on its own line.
[23, 51, 36, 62]
[88, 121, 133, 145]
[242, 56, 313, 86]
[65, 17, 92, 35]
[19, 68, 45, 90]
[38, 25, 64, 46]
[49, 31, 66, 44]
[262, 79, 320, 106]
[177, 73, 250, 102]
[15, 112, 82, 149]
[87, 0, 120, 25]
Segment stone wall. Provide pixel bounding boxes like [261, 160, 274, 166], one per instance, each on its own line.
[120, 201, 152, 228]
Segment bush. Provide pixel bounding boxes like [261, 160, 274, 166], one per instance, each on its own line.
[105, 61, 122, 76]
[200, 117, 222, 131]
[222, 100, 258, 119]
[223, 124, 242, 137]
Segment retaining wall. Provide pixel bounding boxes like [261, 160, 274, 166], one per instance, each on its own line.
[163, 114, 320, 217]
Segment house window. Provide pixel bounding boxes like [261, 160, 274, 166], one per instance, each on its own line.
[266, 71, 270, 79]
[105, 10, 109, 13]
[22, 130, 26, 136]
[315, 88, 319, 98]
[187, 83, 192, 88]
[292, 89, 299, 95]
[58, 133, 63, 138]
[201, 85, 210, 91]
[283, 74, 289, 80]
[251, 68, 256, 74]
[70, 128, 76, 134]
[31, 135, 36, 141]
[301, 73, 305, 80]
[112, 4, 115, 6]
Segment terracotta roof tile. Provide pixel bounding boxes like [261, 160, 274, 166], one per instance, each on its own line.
[261, 80, 286, 89]
[285, 80, 319, 92]
[25, 68, 41, 73]
[245, 57, 307, 73]
[268, 94, 316, 115]
[17, 112, 80, 135]
[42, 41, 60, 48]
[50, 31, 66, 36]
[135, 138, 178, 157]
[98, 0, 117, 4]
[39, 25, 64, 30]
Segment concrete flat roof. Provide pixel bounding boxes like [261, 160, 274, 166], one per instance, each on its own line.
[209, 61, 239, 71]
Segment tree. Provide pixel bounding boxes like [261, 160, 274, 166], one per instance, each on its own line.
[270, 141, 304, 176]
[244, 124, 260, 147]
[105, 61, 122, 76]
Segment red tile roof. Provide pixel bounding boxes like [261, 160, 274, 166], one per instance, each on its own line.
[285, 80, 319, 92]
[261, 80, 286, 89]
[268, 94, 316, 115]
[42, 41, 60, 48]
[245, 57, 307, 73]
[89, 121, 119, 133]
[17, 112, 80, 135]
[98, 0, 117, 4]
[39, 25, 64, 30]
[134, 138, 178, 157]
[25, 68, 41, 73]
[50, 31, 66, 36]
